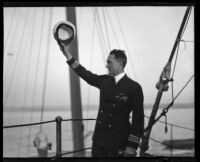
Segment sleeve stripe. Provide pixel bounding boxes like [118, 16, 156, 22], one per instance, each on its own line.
[128, 137, 140, 142]
[128, 137, 140, 143]
[128, 134, 140, 143]
[129, 134, 140, 140]
[71, 60, 79, 69]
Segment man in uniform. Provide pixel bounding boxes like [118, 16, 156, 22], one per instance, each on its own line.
[59, 42, 144, 157]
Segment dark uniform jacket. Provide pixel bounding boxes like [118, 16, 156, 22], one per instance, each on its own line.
[67, 57, 144, 150]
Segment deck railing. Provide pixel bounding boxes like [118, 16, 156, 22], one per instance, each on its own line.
[3, 115, 194, 158]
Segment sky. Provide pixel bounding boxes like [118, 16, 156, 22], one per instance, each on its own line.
[3, 6, 194, 110]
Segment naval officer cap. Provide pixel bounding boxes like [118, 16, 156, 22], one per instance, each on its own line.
[53, 21, 76, 46]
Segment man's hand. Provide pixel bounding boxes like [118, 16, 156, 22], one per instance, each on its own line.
[58, 42, 72, 60]
[124, 146, 137, 157]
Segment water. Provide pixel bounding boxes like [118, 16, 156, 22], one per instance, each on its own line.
[3, 106, 194, 157]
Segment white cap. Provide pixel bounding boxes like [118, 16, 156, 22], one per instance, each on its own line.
[53, 21, 76, 44]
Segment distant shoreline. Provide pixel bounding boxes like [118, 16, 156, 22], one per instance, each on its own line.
[3, 103, 194, 112]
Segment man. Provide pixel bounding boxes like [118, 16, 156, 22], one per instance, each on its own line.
[59, 43, 144, 157]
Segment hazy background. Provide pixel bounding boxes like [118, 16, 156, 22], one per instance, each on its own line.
[3, 6, 194, 111]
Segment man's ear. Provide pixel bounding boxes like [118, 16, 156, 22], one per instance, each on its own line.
[119, 60, 124, 67]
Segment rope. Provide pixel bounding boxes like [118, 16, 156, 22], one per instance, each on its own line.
[102, 7, 111, 50]
[5, 117, 192, 131]
[26, 8, 46, 156]
[4, 8, 29, 129]
[4, 116, 194, 157]
[144, 115, 194, 131]
[85, 8, 96, 133]
[92, 8, 107, 67]
[171, 74, 194, 102]
[39, 7, 53, 130]
[144, 74, 194, 133]
[63, 118, 96, 122]
[180, 7, 192, 39]
[170, 41, 181, 101]
[106, 8, 120, 48]
[4, 8, 16, 51]
[94, 7, 108, 53]
[3, 120, 55, 129]
[31, 8, 46, 114]
[113, 8, 138, 81]
[23, 8, 37, 156]
[180, 40, 194, 43]
[17, 9, 32, 157]
[143, 6, 193, 139]
[4, 8, 29, 107]
[3, 118, 96, 129]
[4, 8, 19, 77]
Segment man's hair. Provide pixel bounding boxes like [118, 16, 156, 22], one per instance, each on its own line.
[109, 49, 127, 68]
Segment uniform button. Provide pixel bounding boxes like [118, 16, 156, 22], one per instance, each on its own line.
[110, 114, 112, 117]
[98, 121, 101, 124]
[112, 104, 115, 107]
[108, 124, 112, 128]
[100, 110, 103, 113]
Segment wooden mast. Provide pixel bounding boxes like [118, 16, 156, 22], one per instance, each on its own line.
[66, 7, 85, 157]
[139, 6, 192, 156]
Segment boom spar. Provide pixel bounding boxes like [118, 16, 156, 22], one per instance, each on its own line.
[139, 6, 192, 157]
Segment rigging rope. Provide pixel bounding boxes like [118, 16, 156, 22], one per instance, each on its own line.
[92, 8, 107, 67]
[170, 40, 181, 100]
[3, 120, 55, 129]
[4, 116, 193, 131]
[18, 8, 36, 157]
[144, 74, 194, 134]
[180, 40, 194, 43]
[4, 7, 194, 157]
[3, 8, 20, 122]
[105, 8, 120, 48]
[180, 7, 192, 39]
[102, 7, 111, 50]
[3, 8, 32, 157]
[4, 9, 29, 108]
[39, 7, 53, 130]
[114, 8, 138, 81]
[170, 7, 192, 81]
[31, 8, 46, 115]
[4, 9, 19, 98]
[15, 9, 31, 157]
[85, 7, 96, 134]
[144, 115, 194, 131]
[4, 114, 194, 157]
[23, 8, 46, 156]
[168, 6, 193, 114]
[26, 8, 39, 157]
[94, 8, 109, 56]
[4, 8, 16, 52]
[104, 8, 135, 80]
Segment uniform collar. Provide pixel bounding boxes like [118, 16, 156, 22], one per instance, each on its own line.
[114, 72, 125, 84]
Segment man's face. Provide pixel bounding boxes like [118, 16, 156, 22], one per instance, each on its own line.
[106, 54, 122, 76]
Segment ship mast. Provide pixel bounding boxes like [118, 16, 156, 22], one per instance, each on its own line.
[66, 7, 85, 157]
[139, 6, 192, 156]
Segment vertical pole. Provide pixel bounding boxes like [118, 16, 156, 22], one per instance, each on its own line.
[66, 7, 85, 157]
[140, 6, 192, 156]
[170, 124, 173, 157]
[56, 116, 62, 157]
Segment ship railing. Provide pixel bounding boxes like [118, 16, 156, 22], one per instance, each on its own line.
[3, 115, 194, 158]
